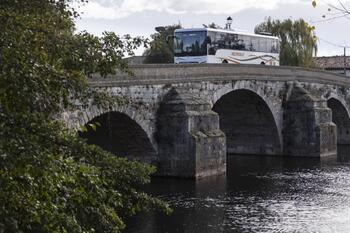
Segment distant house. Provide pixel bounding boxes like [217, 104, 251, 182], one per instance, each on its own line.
[124, 56, 146, 65]
[314, 56, 350, 77]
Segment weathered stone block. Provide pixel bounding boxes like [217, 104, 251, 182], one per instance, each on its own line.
[283, 86, 337, 157]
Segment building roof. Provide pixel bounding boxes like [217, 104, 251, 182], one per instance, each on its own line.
[314, 56, 350, 69]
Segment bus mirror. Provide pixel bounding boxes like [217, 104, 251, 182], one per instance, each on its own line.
[206, 36, 212, 44]
[166, 35, 175, 43]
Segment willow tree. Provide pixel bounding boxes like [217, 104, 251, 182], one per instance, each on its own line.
[255, 18, 318, 67]
[0, 1, 168, 232]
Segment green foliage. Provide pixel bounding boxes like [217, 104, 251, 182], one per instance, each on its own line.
[143, 24, 182, 64]
[255, 17, 318, 67]
[0, 0, 169, 232]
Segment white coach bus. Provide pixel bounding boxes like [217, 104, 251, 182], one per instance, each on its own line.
[174, 28, 280, 65]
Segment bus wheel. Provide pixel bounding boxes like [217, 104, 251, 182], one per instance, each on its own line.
[260, 62, 266, 65]
[222, 60, 228, 64]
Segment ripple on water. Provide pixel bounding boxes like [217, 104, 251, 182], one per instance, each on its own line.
[125, 154, 350, 233]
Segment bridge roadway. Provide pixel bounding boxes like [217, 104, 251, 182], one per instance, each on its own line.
[63, 64, 350, 179]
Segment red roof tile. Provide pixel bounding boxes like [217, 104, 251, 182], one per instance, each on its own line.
[314, 56, 350, 69]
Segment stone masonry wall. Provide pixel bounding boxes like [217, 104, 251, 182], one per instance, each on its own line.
[61, 64, 350, 178]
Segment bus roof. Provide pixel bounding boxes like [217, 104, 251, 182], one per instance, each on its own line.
[174, 28, 279, 40]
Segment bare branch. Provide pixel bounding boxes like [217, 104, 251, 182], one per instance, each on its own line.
[313, 0, 350, 21]
[338, 0, 350, 14]
[311, 12, 350, 23]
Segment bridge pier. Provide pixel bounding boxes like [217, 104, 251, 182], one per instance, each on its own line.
[156, 89, 226, 179]
[337, 124, 350, 145]
[283, 86, 337, 157]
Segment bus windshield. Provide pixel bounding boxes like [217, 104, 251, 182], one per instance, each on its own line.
[174, 31, 207, 57]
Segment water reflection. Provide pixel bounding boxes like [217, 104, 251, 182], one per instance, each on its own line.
[125, 146, 350, 233]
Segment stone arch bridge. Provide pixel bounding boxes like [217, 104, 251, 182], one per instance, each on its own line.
[62, 64, 350, 179]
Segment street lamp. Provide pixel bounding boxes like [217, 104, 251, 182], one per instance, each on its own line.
[226, 16, 233, 29]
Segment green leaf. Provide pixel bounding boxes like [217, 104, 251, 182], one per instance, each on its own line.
[312, 0, 317, 8]
[80, 125, 88, 133]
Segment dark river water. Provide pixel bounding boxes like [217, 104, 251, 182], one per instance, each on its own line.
[125, 146, 350, 233]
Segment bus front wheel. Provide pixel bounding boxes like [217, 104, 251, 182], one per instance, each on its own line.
[222, 60, 228, 64]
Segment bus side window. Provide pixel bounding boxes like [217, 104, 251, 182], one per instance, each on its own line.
[248, 42, 255, 51]
[205, 36, 212, 45]
[260, 38, 268, 53]
[207, 31, 217, 55]
[271, 40, 277, 53]
[217, 32, 225, 49]
[251, 37, 259, 52]
[243, 36, 251, 51]
[266, 39, 272, 53]
[236, 35, 245, 51]
[224, 34, 231, 49]
[272, 39, 280, 53]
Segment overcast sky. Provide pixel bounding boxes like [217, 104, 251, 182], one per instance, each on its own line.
[74, 0, 350, 56]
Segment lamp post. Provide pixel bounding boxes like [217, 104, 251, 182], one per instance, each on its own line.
[226, 16, 233, 29]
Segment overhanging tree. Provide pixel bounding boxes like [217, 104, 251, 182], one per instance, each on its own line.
[0, 1, 169, 232]
[143, 24, 182, 64]
[255, 18, 318, 67]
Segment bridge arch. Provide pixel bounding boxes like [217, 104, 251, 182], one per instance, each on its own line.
[211, 81, 283, 136]
[212, 88, 282, 155]
[80, 105, 155, 143]
[327, 97, 350, 145]
[78, 110, 157, 163]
